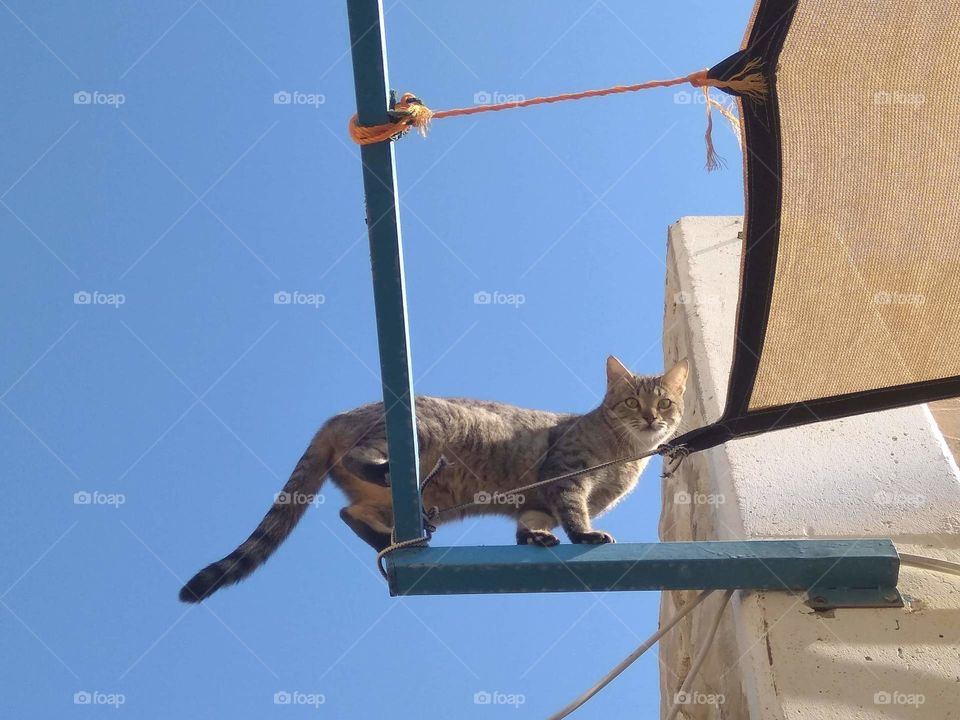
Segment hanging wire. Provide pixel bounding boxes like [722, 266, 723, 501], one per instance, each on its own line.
[898, 552, 960, 578]
[664, 589, 734, 720]
[433, 448, 665, 517]
[548, 590, 715, 720]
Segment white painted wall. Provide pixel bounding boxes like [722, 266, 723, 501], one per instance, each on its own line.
[659, 216, 960, 720]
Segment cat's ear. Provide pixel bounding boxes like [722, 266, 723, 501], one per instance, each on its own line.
[662, 358, 689, 394]
[606, 355, 633, 387]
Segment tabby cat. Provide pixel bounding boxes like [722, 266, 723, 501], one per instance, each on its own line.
[180, 356, 688, 602]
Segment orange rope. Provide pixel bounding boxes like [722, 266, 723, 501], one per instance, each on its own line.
[431, 69, 711, 119]
[347, 60, 767, 170]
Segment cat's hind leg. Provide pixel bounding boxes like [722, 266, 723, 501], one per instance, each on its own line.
[516, 509, 560, 547]
[340, 503, 393, 552]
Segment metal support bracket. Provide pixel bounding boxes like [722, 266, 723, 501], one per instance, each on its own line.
[805, 586, 904, 611]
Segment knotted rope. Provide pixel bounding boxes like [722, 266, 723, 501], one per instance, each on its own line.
[375, 456, 448, 580]
[348, 61, 767, 170]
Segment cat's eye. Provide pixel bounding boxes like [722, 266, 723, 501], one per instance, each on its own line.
[624, 398, 639, 409]
[657, 398, 672, 410]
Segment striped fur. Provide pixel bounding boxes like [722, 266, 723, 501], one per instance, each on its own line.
[179, 440, 329, 602]
[179, 356, 688, 602]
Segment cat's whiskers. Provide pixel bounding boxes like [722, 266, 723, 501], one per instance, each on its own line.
[612, 427, 630, 459]
[614, 422, 646, 457]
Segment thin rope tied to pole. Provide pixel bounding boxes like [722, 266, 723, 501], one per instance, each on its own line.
[375, 455, 449, 580]
[433, 446, 669, 518]
[347, 60, 767, 168]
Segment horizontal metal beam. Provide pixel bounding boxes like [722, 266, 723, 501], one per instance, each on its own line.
[387, 539, 900, 596]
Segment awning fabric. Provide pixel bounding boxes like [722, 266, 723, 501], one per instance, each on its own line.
[672, 0, 960, 453]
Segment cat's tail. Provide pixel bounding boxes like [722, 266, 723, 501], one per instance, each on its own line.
[179, 429, 333, 603]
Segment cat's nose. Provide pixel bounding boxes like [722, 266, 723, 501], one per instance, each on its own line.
[642, 412, 655, 425]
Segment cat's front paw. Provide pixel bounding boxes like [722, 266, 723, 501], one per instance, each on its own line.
[517, 529, 560, 547]
[570, 530, 616, 544]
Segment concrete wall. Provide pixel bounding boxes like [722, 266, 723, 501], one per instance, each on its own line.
[659, 216, 960, 720]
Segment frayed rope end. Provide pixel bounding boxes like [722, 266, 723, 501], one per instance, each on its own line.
[702, 87, 727, 172]
[721, 58, 768, 100]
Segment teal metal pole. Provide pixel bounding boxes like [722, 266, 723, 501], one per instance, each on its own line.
[345, 0, 423, 542]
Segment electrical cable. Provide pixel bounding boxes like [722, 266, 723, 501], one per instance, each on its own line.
[664, 589, 733, 720]
[547, 590, 714, 720]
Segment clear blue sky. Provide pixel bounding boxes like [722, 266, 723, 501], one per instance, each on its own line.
[1, 2, 751, 717]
